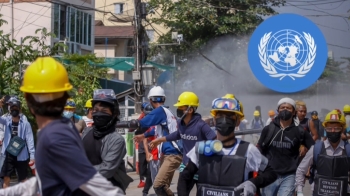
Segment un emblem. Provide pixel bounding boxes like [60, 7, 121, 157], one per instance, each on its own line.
[248, 13, 328, 93]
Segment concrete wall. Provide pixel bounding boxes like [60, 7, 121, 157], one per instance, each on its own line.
[95, 0, 168, 42]
[0, 0, 95, 53]
[0, 2, 52, 47]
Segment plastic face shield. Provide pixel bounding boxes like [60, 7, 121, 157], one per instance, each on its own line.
[93, 89, 116, 100]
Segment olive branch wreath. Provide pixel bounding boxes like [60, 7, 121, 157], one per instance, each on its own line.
[258, 32, 317, 80]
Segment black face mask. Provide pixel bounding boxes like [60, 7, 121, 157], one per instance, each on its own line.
[278, 110, 293, 121]
[10, 109, 20, 117]
[215, 117, 237, 136]
[92, 112, 113, 129]
[326, 131, 342, 143]
[176, 108, 190, 119]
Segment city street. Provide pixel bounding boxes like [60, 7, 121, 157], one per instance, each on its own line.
[125, 170, 313, 196]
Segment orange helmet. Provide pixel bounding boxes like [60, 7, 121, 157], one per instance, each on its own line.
[268, 110, 275, 116]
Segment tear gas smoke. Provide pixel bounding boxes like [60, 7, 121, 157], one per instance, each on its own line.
[163, 35, 350, 122]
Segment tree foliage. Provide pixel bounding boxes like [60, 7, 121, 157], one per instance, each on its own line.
[319, 58, 346, 81]
[147, 0, 285, 56]
[0, 14, 109, 130]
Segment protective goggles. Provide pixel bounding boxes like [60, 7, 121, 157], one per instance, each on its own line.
[212, 98, 240, 112]
[65, 100, 76, 108]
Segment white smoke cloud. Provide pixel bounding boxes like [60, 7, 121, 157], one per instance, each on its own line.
[162, 35, 349, 122]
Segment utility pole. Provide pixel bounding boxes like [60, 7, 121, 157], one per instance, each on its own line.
[132, 0, 143, 114]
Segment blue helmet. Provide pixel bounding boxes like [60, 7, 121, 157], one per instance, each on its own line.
[144, 104, 154, 115]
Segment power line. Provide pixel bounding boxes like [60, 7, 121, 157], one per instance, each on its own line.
[285, 2, 350, 30]
[328, 43, 350, 49]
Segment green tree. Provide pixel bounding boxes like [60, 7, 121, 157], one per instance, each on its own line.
[147, 0, 285, 56]
[319, 58, 345, 81]
[0, 14, 109, 131]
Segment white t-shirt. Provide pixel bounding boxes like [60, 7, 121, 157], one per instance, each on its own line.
[186, 138, 262, 181]
[345, 115, 350, 128]
[82, 116, 93, 127]
[265, 118, 272, 126]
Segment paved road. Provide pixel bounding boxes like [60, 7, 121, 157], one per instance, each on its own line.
[125, 170, 196, 196]
[125, 170, 312, 196]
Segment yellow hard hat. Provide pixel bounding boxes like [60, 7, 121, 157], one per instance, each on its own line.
[65, 98, 76, 109]
[210, 94, 244, 119]
[253, 110, 260, 116]
[85, 99, 93, 108]
[20, 57, 73, 93]
[343, 104, 350, 113]
[173, 92, 199, 107]
[323, 110, 346, 128]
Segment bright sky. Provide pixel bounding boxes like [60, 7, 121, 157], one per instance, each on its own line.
[272, 0, 350, 60]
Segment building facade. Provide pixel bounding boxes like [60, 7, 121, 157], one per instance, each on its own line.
[0, 0, 95, 54]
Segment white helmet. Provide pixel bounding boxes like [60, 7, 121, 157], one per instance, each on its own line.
[147, 86, 166, 99]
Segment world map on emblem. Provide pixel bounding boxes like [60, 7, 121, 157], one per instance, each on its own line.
[267, 30, 309, 72]
[248, 13, 328, 93]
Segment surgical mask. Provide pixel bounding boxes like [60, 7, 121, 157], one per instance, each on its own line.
[278, 110, 293, 121]
[63, 111, 74, 119]
[10, 109, 19, 117]
[326, 131, 342, 143]
[92, 111, 113, 128]
[215, 117, 236, 136]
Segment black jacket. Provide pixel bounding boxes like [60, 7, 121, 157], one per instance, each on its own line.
[257, 117, 315, 175]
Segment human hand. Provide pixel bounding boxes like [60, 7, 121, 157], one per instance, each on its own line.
[299, 145, 307, 157]
[149, 139, 161, 150]
[133, 134, 145, 143]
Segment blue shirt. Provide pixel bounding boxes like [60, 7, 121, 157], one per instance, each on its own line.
[1, 117, 35, 161]
[139, 106, 180, 155]
[165, 113, 216, 164]
[36, 118, 96, 196]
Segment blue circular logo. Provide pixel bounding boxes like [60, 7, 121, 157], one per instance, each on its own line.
[248, 13, 328, 93]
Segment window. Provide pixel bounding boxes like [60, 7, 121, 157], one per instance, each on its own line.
[69, 7, 76, 42]
[114, 3, 124, 14]
[53, 4, 59, 38]
[53, 4, 67, 40]
[146, 30, 155, 42]
[88, 15, 92, 46]
[83, 13, 88, 45]
[67, 7, 92, 46]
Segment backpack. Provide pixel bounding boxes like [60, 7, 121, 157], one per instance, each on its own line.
[309, 140, 350, 184]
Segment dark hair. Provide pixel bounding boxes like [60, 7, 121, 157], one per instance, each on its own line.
[25, 92, 69, 118]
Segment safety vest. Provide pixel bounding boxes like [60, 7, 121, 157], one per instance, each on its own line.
[313, 141, 350, 196]
[196, 140, 249, 196]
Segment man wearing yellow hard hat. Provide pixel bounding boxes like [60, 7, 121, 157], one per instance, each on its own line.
[63, 98, 86, 133]
[0, 57, 124, 195]
[251, 110, 264, 129]
[82, 99, 94, 128]
[149, 91, 216, 194]
[296, 110, 350, 196]
[343, 105, 350, 140]
[178, 94, 277, 196]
